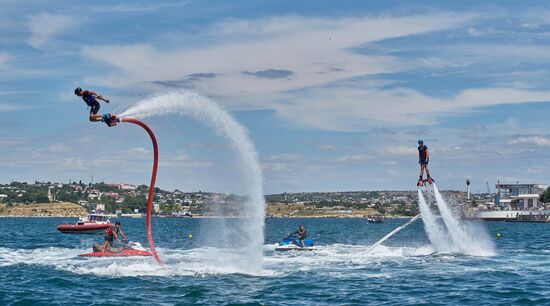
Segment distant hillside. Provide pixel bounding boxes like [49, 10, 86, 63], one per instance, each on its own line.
[0, 202, 87, 217]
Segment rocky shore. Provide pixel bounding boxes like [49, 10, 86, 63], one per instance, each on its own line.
[0, 202, 87, 217]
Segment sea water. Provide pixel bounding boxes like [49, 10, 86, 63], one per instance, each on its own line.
[1, 217, 549, 305]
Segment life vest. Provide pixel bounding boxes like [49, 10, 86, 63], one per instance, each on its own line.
[418, 145, 428, 160]
[104, 227, 115, 241]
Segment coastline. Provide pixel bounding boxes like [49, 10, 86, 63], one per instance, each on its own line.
[0, 202, 87, 218]
[0, 202, 411, 218]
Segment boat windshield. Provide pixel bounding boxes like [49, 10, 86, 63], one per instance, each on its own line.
[89, 215, 108, 222]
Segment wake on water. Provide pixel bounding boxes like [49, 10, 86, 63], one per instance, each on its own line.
[0, 243, 437, 278]
[418, 184, 495, 256]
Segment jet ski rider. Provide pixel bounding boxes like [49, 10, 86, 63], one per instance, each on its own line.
[101, 221, 127, 252]
[289, 225, 307, 248]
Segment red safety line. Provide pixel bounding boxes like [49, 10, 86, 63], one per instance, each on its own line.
[120, 117, 163, 265]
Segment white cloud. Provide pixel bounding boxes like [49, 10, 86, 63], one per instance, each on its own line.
[62, 158, 87, 170]
[508, 136, 550, 146]
[0, 53, 8, 68]
[275, 87, 550, 131]
[81, 13, 473, 103]
[27, 13, 78, 48]
[125, 147, 150, 155]
[48, 143, 70, 153]
[266, 153, 302, 162]
[92, 2, 189, 13]
[0, 139, 27, 148]
[334, 154, 373, 162]
[79, 12, 550, 131]
[0, 102, 27, 112]
[316, 144, 338, 152]
[383, 145, 417, 156]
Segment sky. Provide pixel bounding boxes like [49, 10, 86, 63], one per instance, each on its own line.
[1, 0, 550, 194]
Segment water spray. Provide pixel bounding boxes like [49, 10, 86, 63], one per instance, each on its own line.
[120, 91, 266, 273]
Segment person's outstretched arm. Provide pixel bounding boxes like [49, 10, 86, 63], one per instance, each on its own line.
[119, 229, 127, 241]
[87, 90, 110, 103]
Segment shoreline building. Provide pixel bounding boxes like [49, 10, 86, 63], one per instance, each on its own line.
[475, 183, 549, 221]
[495, 183, 548, 209]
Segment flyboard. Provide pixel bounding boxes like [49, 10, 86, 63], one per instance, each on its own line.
[417, 176, 434, 187]
[78, 114, 162, 264]
[365, 214, 421, 254]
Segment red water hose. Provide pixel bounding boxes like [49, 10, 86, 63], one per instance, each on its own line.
[120, 117, 162, 265]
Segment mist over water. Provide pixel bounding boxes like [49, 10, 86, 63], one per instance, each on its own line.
[431, 184, 495, 256]
[121, 91, 266, 273]
[417, 190, 454, 253]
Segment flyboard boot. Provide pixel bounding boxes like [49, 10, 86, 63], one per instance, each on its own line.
[101, 113, 119, 127]
[417, 175, 424, 187]
[427, 176, 434, 185]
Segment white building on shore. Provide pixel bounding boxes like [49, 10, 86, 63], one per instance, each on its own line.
[474, 183, 548, 221]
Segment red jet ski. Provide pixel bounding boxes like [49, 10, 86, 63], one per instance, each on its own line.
[79, 242, 152, 258]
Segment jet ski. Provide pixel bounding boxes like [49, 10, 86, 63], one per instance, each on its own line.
[275, 236, 316, 251]
[79, 241, 152, 257]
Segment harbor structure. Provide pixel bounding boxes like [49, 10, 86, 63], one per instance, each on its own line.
[495, 183, 547, 209]
[474, 183, 549, 221]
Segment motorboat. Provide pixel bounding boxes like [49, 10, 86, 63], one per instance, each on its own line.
[366, 214, 387, 223]
[56, 214, 111, 234]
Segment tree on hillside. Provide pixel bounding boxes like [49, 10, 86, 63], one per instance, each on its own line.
[540, 187, 550, 203]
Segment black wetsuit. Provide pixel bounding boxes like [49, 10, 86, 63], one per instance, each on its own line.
[82, 91, 100, 115]
[418, 145, 429, 165]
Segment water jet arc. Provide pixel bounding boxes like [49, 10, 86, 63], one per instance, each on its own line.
[365, 214, 421, 254]
[120, 117, 162, 265]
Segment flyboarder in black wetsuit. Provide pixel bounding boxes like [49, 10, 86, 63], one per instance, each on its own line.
[74, 87, 117, 127]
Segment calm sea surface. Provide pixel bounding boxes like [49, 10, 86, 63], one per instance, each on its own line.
[1, 217, 549, 305]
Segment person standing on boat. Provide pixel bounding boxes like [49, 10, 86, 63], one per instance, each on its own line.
[289, 225, 307, 248]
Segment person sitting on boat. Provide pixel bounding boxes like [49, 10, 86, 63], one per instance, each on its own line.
[288, 225, 307, 248]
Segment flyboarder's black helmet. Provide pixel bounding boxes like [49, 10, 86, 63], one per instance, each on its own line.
[115, 221, 121, 226]
[418, 140, 424, 145]
[74, 87, 82, 95]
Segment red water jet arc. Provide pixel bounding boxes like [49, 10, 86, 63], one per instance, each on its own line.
[120, 117, 162, 265]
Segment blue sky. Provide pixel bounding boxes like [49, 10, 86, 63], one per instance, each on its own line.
[2, 0, 550, 194]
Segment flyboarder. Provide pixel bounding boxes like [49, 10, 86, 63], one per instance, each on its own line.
[74, 87, 117, 127]
[417, 140, 434, 186]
